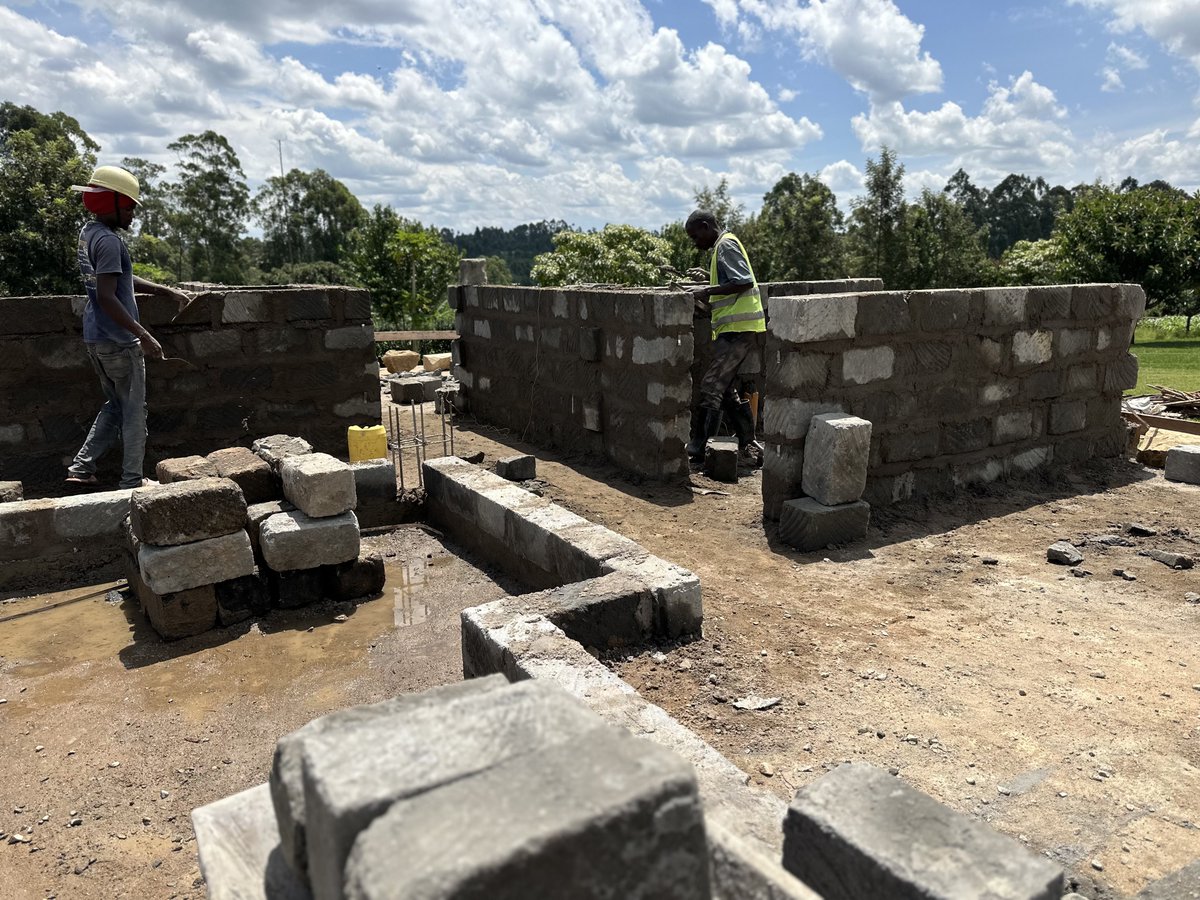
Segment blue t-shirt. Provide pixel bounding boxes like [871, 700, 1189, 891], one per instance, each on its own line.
[78, 221, 139, 345]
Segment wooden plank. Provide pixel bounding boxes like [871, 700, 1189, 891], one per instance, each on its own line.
[374, 330, 458, 342]
[1123, 411, 1200, 436]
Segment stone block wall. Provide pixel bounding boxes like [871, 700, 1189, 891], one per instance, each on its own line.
[450, 285, 695, 479]
[761, 284, 1146, 519]
[0, 287, 379, 494]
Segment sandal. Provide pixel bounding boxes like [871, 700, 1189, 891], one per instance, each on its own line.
[65, 473, 100, 486]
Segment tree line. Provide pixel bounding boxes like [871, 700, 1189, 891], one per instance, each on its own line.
[2, 102, 1196, 329]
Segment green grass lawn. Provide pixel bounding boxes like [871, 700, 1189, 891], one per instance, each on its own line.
[1128, 329, 1200, 396]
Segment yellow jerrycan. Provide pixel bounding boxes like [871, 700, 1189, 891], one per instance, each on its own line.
[347, 424, 387, 462]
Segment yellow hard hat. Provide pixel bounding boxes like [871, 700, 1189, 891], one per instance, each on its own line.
[70, 165, 141, 205]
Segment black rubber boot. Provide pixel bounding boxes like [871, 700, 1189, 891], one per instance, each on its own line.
[687, 408, 722, 462]
[729, 399, 763, 468]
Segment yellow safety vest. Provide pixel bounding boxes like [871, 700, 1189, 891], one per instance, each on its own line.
[709, 232, 765, 339]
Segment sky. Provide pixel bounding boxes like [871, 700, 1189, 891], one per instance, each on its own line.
[3, 0, 1199, 231]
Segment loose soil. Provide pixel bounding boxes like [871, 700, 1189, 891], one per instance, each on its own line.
[1, 397, 1197, 899]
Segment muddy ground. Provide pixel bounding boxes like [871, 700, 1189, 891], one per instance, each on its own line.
[1, 400, 1197, 899]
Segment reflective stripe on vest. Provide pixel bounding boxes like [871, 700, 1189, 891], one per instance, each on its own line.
[709, 232, 765, 338]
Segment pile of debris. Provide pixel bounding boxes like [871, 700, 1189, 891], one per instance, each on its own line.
[381, 348, 460, 413]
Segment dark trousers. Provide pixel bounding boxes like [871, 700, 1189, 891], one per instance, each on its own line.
[698, 332, 756, 410]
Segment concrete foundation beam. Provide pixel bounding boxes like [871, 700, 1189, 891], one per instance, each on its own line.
[782, 762, 1063, 900]
[280, 453, 357, 518]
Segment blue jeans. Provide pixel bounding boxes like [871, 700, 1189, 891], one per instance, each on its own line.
[69, 341, 148, 488]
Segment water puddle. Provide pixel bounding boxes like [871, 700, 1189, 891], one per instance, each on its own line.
[385, 557, 449, 627]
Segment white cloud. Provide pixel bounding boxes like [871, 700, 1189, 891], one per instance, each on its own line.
[851, 72, 1074, 181]
[1107, 42, 1148, 70]
[818, 159, 864, 196]
[1100, 67, 1124, 92]
[1070, 0, 1200, 73]
[707, 0, 943, 102]
[1095, 127, 1200, 187]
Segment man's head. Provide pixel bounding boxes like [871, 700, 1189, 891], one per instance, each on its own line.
[72, 165, 140, 230]
[685, 209, 720, 251]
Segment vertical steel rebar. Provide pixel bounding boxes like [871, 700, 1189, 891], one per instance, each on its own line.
[418, 399, 427, 488]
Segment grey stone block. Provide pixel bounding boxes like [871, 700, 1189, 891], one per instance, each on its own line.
[1049, 400, 1087, 435]
[760, 399, 843, 443]
[1048, 541, 1083, 566]
[580, 326, 602, 362]
[214, 569, 269, 625]
[389, 374, 442, 404]
[193, 783, 311, 900]
[343, 726, 709, 900]
[302, 679, 612, 900]
[247, 499, 295, 556]
[324, 552, 385, 602]
[855, 293, 911, 335]
[705, 437, 739, 483]
[779, 498, 870, 552]
[324, 325, 373, 350]
[124, 554, 219, 640]
[783, 762, 1063, 900]
[138, 529, 256, 595]
[270, 675, 509, 884]
[349, 459, 395, 506]
[1165, 445, 1200, 485]
[260, 510, 360, 572]
[802, 413, 871, 506]
[434, 384, 459, 414]
[269, 567, 328, 609]
[882, 430, 939, 464]
[908, 290, 970, 331]
[842, 346, 894, 385]
[982, 288, 1027, 326]
[496, 454, 536, 481]
[130, 477, 248, 546]
[1012, 329, 1052, 366]
[769, 295, 857, 343]
[51, 489, 134, 541]
[252, 434, 314, 470]
[207, 447, 279, 505]
[941, 419, 990, 455]
[0, 481, 21, 503]
[994, 410, 1033, 444]
[1136, 859, 1200, 899]
[281, 453, 357, 518]
[155, 455, 218, 484]
[1105, 352, 1140, 393]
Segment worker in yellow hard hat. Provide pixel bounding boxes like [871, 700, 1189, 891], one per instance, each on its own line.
[64, 165, 192, 489]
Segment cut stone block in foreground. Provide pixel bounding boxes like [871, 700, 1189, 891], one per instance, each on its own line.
[280, 453, 357, 518]
[207, 446, 279, 504]
[1164, 445, 1200, 485]
[802, 413, 871, 506]
[301, 680, 614, 900]
[130, 477, 248, 547]
[260, 510, 360, 572]
[138, 529, 256, 595]
[783, 762, 1063, 900]
[0, 481, 21, 502]
[123, 553, 218, 639]
[343, 725, 709, 900]
[778, 497, 870, 552]
[270, 677, 509, 884]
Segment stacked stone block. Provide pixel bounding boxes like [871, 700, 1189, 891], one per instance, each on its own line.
[762, 284, 1146, 518]
[1164, 445, 1200, 485]
[123, 478, 260, 637]
[778, 413, 872, 551]
[0, 287, 378, 494]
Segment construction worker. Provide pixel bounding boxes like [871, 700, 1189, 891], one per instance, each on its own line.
[65, 165, 190, 489]
[684, 208, 764, 468]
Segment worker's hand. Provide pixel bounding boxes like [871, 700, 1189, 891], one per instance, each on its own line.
[685, 267, 708, 282]
[140, 332, 165, 360]
[688, 285, 710, 316]
[164, 287, 193, 310]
